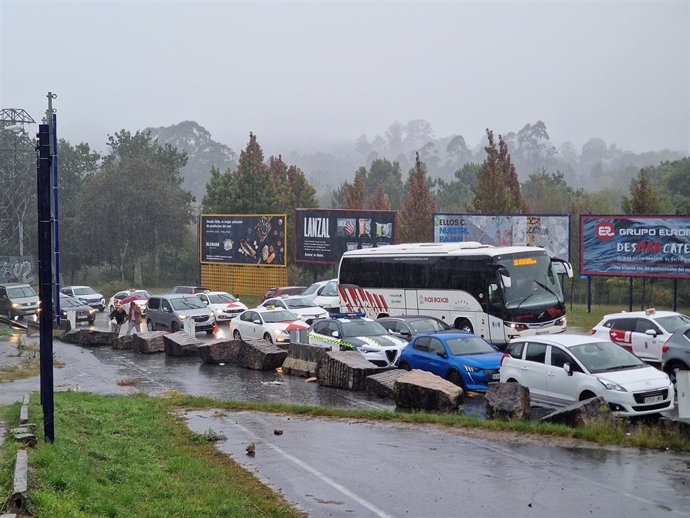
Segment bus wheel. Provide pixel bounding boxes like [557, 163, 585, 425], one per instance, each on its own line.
[455, 318, 473, 334]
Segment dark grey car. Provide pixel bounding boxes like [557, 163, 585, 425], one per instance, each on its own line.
[661, 324, 690, 384]
[146, 294, 216, 334]
[377, 315, 452, 342]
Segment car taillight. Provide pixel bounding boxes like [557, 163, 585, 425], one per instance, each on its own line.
[662, 338, 671, 354]
[500, 353, 510, 366]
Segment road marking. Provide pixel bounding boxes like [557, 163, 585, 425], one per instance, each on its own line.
[231, 420, 393, 518]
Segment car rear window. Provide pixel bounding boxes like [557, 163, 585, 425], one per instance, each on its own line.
[656, 314, 690, 334]
[507, 341, 525, 359]
[525, 343, 547, 364]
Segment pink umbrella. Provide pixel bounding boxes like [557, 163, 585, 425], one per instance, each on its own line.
[121, 294, 144, 305]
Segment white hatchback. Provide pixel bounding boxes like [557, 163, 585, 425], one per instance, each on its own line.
[499, 334, 673, 416]
[260, 296, 329, 322]
[301, 278, 339, 312]
[198, 291, 248, 322]
[229, 307, 304, 344]
[591, 309, 690, 363]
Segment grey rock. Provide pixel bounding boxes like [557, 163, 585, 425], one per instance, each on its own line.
[540, 396, 610, 427]
[132, 331, 167, 354]
[60, 329, 117, 347]
[485, 382, 531, 420]
[198, 338, 242, 364]
[113, 335, 136, 350]
[238, 339, 288, 370]
[163, 331, 203, 357]
[316, 351, 387, 391]
[394, 370, 463, 412]
[282, 343, 330, 377]
[366, 369, 409, 400]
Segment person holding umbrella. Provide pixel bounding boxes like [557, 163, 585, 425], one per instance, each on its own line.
[123, 294, 144, 335]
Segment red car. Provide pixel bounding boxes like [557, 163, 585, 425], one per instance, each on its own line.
[262, 286, 306, 301]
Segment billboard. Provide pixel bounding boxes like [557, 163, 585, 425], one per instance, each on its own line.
[295, 209, 396, 265]
[433, 213, 570, 260]
[200, 214, 287, 266]
[580, 215, 690, 279]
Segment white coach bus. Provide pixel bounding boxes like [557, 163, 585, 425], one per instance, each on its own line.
[337, 242, 573, 345]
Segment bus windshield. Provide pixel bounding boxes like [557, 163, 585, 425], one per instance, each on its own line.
[498, 255, 564, 318]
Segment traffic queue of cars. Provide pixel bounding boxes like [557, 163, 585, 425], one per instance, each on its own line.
[3, 276, 687, 419]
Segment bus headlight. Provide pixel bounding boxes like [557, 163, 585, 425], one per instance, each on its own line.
[505, 322, 528, 332]
[555, 317, 566, 326]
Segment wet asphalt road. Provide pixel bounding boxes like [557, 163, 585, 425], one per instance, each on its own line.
[185, 409, 690, 518]
[2, 313, 690, 517]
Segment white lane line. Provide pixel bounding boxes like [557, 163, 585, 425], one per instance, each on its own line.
[231, 420, 393, 518]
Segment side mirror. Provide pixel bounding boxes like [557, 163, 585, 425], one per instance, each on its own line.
[400, 330, 411, 337]
[645, 329, 657, 337]
[497, 266, 512, 288]
[202, 300, 208, 305]
[437, 351, 448, 359]
[331, 331, 340, 338]
[253, 319, 261, 325]
[563, 362, 573, 376]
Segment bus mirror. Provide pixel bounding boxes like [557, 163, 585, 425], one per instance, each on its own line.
[551, 257, 573, 278]
[497, 267, 512, 288]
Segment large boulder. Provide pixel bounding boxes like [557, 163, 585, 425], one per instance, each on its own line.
[282, 342, 330, 377]
[485, 382, 531, 420]
[60, 329, 116, 347]
[163, 331, 203, 357]
[132, 331, 167, 354]
[238, 339, 288, 370]
[394, 370, 462, 412]
[198, 338, 242, 364]
[113, 335, 136, 350]
[366, 369, 409, 400]
[540, 396, 610, 427]
[316, 351, 387, 390]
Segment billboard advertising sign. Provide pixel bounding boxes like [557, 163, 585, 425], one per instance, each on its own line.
[433, 213, 570, 260]
[580, 215, 690, 278]
[200, 214, 287, 266]
[295, 209, 396, 265]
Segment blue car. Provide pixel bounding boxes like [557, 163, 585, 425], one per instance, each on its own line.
[398, 332, 503, 391]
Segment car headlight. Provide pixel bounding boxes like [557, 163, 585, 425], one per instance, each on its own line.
[179, 315, 188, 320]
[100, 298, 105, 304]
[597, 378, 627, 392]
[463, 365, 479, 373]
[89, 309, 95, 314]
[358, 346, 379, 353]
[12, 303, 20, 308]
[210, 310, 216, 317]
[273, 328, 288, 335]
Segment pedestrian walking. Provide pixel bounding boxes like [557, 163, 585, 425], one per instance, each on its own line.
[109, 305, 127, 334]
[124, 302, 143, 335]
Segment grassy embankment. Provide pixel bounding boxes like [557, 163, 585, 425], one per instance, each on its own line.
[0, 336, 64, 383]
[0, 392, 302, 517]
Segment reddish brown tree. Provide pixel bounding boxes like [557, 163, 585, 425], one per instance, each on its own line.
[398, 152, 437, 242]
[343, 168, 367, 209]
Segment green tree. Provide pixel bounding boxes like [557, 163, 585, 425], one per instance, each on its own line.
[57, 140, 101, 283]
[472, 129, 526, 213]
[366, 158, 403, 208]
[398, 152, 437, 242]
[436, 163, 480, 212]
[521, 170, 572, 213]
[621, 169, 661, 214]
[78, 130, 193, 284]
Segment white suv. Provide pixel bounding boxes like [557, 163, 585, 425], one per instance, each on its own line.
[499, 334, 673, 416]
[301, 278, 339, 313]
[590, 309, 690, 363]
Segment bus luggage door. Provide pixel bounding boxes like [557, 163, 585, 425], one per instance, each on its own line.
[404, 290, 418, 313]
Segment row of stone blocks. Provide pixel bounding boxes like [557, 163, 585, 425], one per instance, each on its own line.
[60, 329, 287, 371]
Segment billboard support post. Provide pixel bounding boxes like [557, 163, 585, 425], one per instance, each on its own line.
[628, 278, 633, 312]
[673, 279, 678, 311]
[586, 276, 592, 313]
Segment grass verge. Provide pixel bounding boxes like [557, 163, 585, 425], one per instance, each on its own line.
[0, 392, 302, 517]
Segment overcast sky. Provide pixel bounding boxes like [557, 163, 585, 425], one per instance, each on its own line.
[1, 0, 688, 154]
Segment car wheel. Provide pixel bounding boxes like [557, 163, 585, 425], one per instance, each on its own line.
[206, 329, 214, 335]
[664, 361, 689, 385]
[233, 330, 242, 340]
[579, 390, 596, 401]
[263, 332, 273, 344]
[171, 321, 180, 332]
[454, 318, 473, 334]
[88, 317, 95, 325]
[147, 320, 154, 331]
[398, 360, 411, 371]
[99, 307, 105, 312]
[447, 369, 465, 389]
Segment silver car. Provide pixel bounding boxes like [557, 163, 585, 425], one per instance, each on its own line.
[145, 294, 216, 334]
[662, 324, 690, 384]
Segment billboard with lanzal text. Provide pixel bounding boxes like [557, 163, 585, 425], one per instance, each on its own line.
[433, 213, 570, 260]
[200, 214, 287, 266]
[580, 215, 690, 278]
[295, 209, 396, 265]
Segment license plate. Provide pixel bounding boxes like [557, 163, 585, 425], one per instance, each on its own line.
[492, 373, 500, 380]
[536, 330, 549, 335]
[644, 395, 664, 404]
